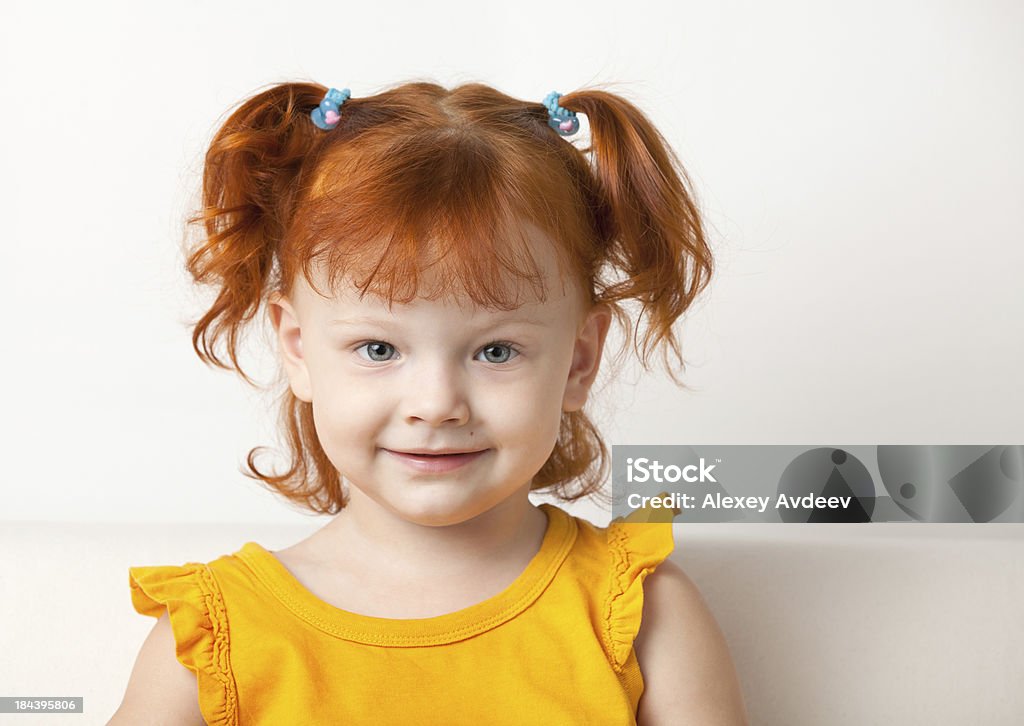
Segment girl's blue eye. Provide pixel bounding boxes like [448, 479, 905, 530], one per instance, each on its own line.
[356, 341, 397, 362]
[478, 342, 520, 364]
[354, 341, 520, 364]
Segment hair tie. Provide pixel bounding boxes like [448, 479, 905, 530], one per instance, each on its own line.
[542, 91, 579, 137]
[310, 87, 351, 130]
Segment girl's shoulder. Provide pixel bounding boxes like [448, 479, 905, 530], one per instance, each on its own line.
[539, 500, 676, 713]
[127, 553, 244, 726]
[576, 502, 677, 673]
[126, 543, 285, 725]
[128, 543, 267, 606]
[560, 498, 676, 585]
[127, 541, 294, 630]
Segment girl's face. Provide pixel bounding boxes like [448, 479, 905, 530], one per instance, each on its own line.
[269, 225, 611, 527]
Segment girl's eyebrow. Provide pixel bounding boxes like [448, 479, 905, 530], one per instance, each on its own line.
[328, 316, 392, 327]
[328, 315, 547, 328]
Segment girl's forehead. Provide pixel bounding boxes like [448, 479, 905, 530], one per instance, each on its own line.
[309, 276, 569, 317]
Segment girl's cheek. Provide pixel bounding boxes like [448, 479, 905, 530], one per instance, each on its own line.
[485, 388, 541, 428]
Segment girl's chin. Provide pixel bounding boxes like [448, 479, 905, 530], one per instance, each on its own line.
[371, 490, 508, 528]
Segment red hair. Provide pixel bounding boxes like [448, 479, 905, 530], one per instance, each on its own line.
[183, 79, 713, 515]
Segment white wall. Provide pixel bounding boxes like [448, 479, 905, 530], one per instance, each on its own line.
[2, 0, 1021, 525]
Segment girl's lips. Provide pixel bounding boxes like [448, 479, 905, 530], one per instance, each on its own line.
[384, 448, 490, 474]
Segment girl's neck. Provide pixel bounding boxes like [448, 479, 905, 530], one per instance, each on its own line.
[310, 485, 549, 585]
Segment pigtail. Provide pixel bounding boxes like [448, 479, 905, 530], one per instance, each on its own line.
[184, 81, 325, 384]
[529, 89, 711, 505]
[554, 89, 713, 388]
[182, 81, 346, 514]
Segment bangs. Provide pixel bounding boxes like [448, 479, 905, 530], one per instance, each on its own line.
[282, 119, 593, 311]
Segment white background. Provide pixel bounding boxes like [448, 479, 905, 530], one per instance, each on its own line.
[2, 0, 1021, 525]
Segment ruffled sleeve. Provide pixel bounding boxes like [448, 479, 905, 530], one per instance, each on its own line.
[604, 493, 677, 673]
[128, 564, 238, 725]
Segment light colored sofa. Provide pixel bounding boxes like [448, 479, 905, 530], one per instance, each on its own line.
[1, 520, 1021, 725]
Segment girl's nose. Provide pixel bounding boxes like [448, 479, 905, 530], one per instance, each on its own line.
[401, 362, 471, 426]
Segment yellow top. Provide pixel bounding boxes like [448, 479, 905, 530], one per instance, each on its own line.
[128, 502, 675, 725]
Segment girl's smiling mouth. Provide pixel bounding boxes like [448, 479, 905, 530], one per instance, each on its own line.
[383, 448, 491, 473]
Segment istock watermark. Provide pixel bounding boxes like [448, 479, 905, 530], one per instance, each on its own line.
[612, 445, 1024, 523]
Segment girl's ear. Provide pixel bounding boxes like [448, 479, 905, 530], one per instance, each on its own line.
[562, 303, 613, 413]
[268, 293, 314, 403]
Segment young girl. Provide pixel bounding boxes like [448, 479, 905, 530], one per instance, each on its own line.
[110, 80, 748, 725]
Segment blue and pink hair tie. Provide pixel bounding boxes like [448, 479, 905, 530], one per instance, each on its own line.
[310, 87, 351, 130]
[309, 86, 580, 137]
[542, 90, 580, 136]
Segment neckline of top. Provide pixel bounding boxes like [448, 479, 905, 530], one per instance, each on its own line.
[234, 502, 578, 646]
